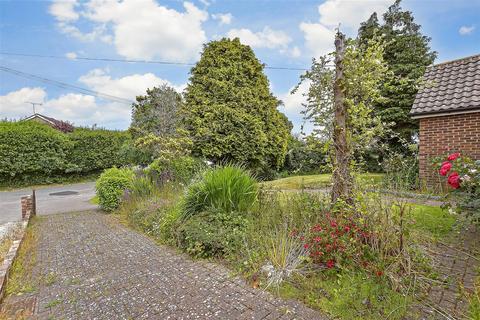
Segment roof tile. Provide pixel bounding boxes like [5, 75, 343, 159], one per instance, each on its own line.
[411, 54, 480, 116]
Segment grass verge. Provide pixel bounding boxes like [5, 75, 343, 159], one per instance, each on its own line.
[5, 217, 40, 296]
[262, 173, 384, 190]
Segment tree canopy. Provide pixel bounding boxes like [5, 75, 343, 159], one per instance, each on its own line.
[358, 0, 437, 147]
[130, 84, 182, 139]
[182, 38, 291, 172]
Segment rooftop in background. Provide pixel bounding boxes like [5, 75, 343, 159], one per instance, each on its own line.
[410, 53, 480, 118]
[23, 113, 75, 133]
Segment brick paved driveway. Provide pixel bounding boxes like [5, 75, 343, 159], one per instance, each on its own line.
[2, 211, 327, 320]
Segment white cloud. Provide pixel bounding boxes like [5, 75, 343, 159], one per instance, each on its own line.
[278, 81, 312, 134]
[212, 13, 232, 25]
[317, 0, 390, 29]
[227, 26, 291, 50]
[79, 68, 185, 99]
[300, 22, 336, 57]
[459, 25, 475, 35]
[0, 87, 47, 118]
[299, 0, 390, 57]
[49, 0, 79, 22]
[1, 70, 186, 129]
[65, 52, 77, 59]
[289, 46, 302, 58]
[49, 0, 208, 62]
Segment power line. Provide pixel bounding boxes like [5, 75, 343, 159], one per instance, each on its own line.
[0, 66, 135, 105]
[0, 51, 309, 71]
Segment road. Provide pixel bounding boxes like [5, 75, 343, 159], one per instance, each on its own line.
[0, 182, 97, 224]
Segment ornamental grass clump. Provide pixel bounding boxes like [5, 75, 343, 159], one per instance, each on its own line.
[181, 165, 258, 220]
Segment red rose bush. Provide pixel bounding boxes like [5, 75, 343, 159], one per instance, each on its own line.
[436, 153, 480, 223]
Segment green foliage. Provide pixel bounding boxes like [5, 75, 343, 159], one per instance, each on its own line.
[382, 148, 419, 191]
[183, 38, 291, 171]
[0, 121, 72, 184]
[0, 121, 129, 185]
[68, 128, 129, 173]
[294, 37, 387, 168]
[130, 84, 182, 139]
[181, 165, 258, 220]
[282, 135, 329, 174]
[177, 209, 248, 258]
[358, 0, 437, 146]
[279, 271, 412, 320]
[148, 155, 205, 184]
[130, 173, 157, 198]
[95, 167, 134, 212]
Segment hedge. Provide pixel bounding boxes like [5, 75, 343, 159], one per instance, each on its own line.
[0, 121, 130, 185]
[68, 128, 130, 173]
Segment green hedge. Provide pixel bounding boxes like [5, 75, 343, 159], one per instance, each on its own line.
[68, 128, 129, 173]
[0, 121, 129, 185]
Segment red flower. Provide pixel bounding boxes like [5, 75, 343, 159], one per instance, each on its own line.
[376, 270, 383, 277]
[330, 221, 338, 228]
[303, 243, 310, 249]
[344, 226, 351, 232]
[447, 153, 460, 161]
[314, 236, 322, 243]
[439, 161, 452, 176]
[447, 172, 461, 189]
[326, 260, 335, 269]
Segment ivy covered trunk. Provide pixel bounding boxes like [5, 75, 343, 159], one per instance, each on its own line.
[331, 31, 353, 204]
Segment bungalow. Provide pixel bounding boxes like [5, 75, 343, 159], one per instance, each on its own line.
[410, 54, 480, 188]
[24, 113, 74, 133]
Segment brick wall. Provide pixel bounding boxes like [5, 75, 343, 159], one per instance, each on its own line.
[419, 111, 480, 188]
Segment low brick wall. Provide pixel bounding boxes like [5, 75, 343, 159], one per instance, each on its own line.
[0, 194, 36, 302]
[419, 111, 480, 189]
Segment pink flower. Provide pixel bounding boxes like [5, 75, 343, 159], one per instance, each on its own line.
[447, 172, 461, 189]
[326, 260, 335, 269]
[447, 153, 460, 161]
[314, 236, 322, 243]
[439, 161, 452, 176]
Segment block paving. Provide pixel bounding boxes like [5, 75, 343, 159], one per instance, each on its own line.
[1, 211, 328, 320]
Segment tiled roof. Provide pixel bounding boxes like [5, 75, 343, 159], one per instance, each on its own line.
[410, 54, 480, 116]
[24, 113, 75, 133]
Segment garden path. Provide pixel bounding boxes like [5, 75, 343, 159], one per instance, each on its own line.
[419, 227, 480, 319]
[0, 211, 327, 320]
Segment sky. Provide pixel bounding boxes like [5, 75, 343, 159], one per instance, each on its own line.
[1, 0, 479, 133]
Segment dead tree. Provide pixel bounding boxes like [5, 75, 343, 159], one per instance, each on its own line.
[331, 31, 353, 204]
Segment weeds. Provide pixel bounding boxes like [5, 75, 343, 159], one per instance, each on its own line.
[6, 217, 39, 295]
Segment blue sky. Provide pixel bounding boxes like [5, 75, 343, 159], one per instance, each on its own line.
[1, 0, 479, 133]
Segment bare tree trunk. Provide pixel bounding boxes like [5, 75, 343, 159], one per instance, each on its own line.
[331, 31, 353, 204]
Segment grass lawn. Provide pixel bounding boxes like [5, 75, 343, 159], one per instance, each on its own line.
[409, 204, 457, 239]
[262, 173, 384, 190]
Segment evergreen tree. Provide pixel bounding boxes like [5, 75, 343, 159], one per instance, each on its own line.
[182, 38, 291, 172]
[130, 84, 182, 139]
[358, 0, 437, 147]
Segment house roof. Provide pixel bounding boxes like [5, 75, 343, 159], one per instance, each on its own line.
[24, 113, 75, 133]
[410, 53, 480, 118]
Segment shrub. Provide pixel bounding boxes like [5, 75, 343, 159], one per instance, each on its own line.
[435, 153, 480, 223]
[0, 121, 72, 184]
[95, 167, 134, 212]
[181, 165, 258, 220]
[68, 128, 130, 173]
[147, 155, 205, 185]
[177, 209, 248, 258]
